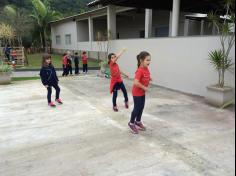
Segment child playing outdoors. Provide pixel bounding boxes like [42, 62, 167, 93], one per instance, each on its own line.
[108, 49, 129, 112]
[67, 51, 73, 76]
[11, 49, 17, 70]
[62, 53, 68, 76]
[82, 51, 88, 74]
[40, 54, 63, 107]
[74, 52, 80, 75]
[128, 51, 151, 134]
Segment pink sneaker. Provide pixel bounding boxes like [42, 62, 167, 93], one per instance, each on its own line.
[113, 106, 119, 112]
[48, 102, 56, 107]
[55, 99, 63, 104]
[135, 121, 146, 131]
[128, 122, 139, 134]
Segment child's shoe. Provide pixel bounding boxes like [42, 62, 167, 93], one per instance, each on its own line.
[48, 102, 56, 107]
[56, 99, 63, 104]
[135, 121, 146, 131]
[128, 122, 139, 134]
[125, 101, 129, 109]
[113, 106, 119, 112]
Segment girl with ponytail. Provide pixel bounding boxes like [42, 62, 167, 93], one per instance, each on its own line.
[128, 51, 152, 134]
[108, 49, 129, 112]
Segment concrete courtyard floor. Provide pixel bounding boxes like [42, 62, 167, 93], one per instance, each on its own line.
[0, 73, 235, 176]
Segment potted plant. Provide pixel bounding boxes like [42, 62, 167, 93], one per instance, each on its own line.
[206, 0, 235, 107]
[0, 60, 12, 85]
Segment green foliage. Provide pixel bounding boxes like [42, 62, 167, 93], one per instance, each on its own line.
[208, 0, 235, 88]
[0, 0, 89, 17]
[0, 60, 12, 73]
[30, 0, 62, 49]
[0, 0, 89, 47]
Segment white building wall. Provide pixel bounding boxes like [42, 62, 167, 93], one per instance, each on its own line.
[108, 36, 235, 97]
[51, 21, 77, 50]
[75, 37, 235, 97]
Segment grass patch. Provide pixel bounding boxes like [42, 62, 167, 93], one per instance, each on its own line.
[17, 53, 100, 69]
[12, 77, 41, 82]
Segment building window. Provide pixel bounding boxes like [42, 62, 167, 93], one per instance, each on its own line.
[65, 34, 72, 45]
[56, 35, 61, 45]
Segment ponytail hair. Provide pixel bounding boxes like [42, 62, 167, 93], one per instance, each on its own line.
[108, 53, 115, 64]
[137, 51, 150, 67]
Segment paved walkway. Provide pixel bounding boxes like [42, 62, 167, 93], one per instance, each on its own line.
[0, 74, 235, 176]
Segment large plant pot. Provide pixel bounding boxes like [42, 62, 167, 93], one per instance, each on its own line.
[206, 85, 235, 107]
[0, 72, 11, 85]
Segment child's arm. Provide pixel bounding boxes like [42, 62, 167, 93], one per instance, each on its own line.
[120, 70, 129, 79]
[39, 69, 49, 87]
[114, 48, 127, 62]
[134, 79, 148, 92]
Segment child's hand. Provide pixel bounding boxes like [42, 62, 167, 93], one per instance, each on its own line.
[143, 86, 148, 92]
[45, 85, 49, 88]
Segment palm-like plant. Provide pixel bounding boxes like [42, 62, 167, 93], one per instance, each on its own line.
[208, 0, 235, 88]
[208, 50, 233, 87]
[30, 0, 61, 51]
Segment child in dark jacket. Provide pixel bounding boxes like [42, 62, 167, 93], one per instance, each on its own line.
[40, 54, 63, 107]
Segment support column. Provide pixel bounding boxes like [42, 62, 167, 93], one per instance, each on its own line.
[171, 0, 181, 37]
[184, 18, 190, 36]
[169, 11, 173, 36]
[107, 5, 116, 40]
[88, 16, 94, 42]
[212, 23, 217, 35]
[200, 19, 205, 35]
[145, 9, 153, 38]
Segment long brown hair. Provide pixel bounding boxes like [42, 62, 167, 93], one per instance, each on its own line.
[108, 53, 115, 64]
[137, 51, 150, 67]
[42, 53, 52, 67]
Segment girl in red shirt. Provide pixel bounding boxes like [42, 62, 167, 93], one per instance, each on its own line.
[129, 51, 151, 134]
[82, 51, 88, 73]
[62, 53, 68, 76]
[108, 49, 129, 112]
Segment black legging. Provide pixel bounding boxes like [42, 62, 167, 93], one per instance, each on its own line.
[47, 84, 60, 103]
[112, 82, 128, 107]
[75, 64, 79, 74]
[130, 96, 145, 123]
[62, 65, 68, 76]
[83, 64, 88, 73]
[68, 65, 73, 75]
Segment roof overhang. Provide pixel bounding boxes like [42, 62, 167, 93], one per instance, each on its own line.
[88, 0, 232, 14]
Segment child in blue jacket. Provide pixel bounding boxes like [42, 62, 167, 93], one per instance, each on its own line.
[40, 54, 63, 107]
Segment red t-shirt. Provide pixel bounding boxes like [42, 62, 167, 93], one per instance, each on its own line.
[109, 61, 122, 93]
[132, 67, 151, 96]
[82, 54, 88, 64]
[62, 56, 68, 66]
[110, 62, 122, 83]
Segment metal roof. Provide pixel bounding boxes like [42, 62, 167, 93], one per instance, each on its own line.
[87, 0, 229, 14]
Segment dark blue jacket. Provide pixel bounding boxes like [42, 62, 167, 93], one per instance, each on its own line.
[40, 65, 59, 86]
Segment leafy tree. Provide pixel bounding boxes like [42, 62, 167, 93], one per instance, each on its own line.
[0, 5, 33, 46]
[30, 0, 61, 51]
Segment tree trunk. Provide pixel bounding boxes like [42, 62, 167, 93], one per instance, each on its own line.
[43, 28, 48, 53]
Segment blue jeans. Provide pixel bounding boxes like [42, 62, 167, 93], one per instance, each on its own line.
[112, 82, 128, 107]
[130, 96, 145, 123]
[47, 84, 60, 103]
